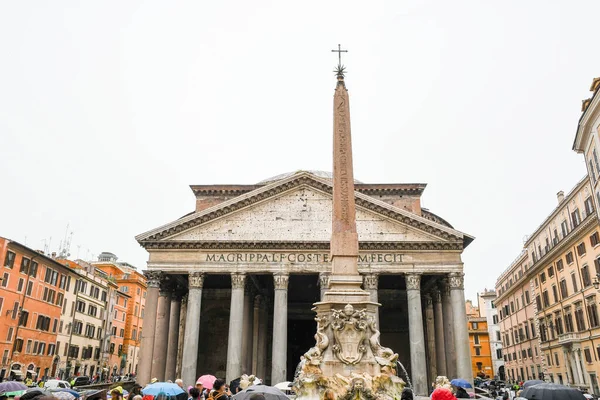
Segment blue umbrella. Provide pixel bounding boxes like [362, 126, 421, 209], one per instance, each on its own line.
[0, 382, 28, 394]
[142, 383, 185, 397]
[450, 379, 473, 389]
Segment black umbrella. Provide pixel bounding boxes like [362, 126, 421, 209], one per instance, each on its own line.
[522, 380, 545, 389]
[233, 386, 288, 400]
[521, 383, 586, 400]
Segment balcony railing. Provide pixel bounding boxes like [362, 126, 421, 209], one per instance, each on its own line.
[558, 332, 582, 345]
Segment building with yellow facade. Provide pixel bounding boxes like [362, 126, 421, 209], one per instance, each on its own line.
[94, 252, 147, 376]
[497, 177, 600, 395]
[466, 300, 493, 379]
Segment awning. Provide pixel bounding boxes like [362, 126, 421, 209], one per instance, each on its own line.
[26, 370, 37, 376]
[11, 370, 23, 376]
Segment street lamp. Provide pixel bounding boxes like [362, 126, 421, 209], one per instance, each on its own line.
[593, 273, 600, 290]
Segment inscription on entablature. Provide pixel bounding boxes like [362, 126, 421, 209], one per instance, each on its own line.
[203, 252, 402, 264]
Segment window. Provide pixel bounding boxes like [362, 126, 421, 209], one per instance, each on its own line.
[555, 353, 560, 366]
[119, 328, 124, 338]
[73, 321, 83, 335]
[3, 251, 15, 268]
[572, 274, 579, 293]
[575, 306, 586, 331]
[17, 278, 24, 292]
[88, 305, 97, 317]
[493, 315, 498, 324]
[591, 232, 600, 247]
[19, 257, 30, 274]
[582, 266, 592, 287]
[573, 209, 582, 227]
[6, 327, 13, 341]
[26, 281, 33, 296]
[589, 160, 597, 183]
[586, 197, 595, 216]
[1, 272, 8, 288]
[13, 338, 23, 352]
[589, 301, 600, 328]
[26, 340, 32, 354]
[566, 251, 574, 264]
[525, 290, 531, 304]
[19, 310, 29, 327]
[541, 272, 546, 283]
[552, 285, 559, 303]
[560, 279, 569, 299]
[76, 300, 86, 313]
[555, 315, 564, 335]
[475, 347, 481, 356]
[109, 343, 115, 354]
[594, 149, 600, 174]
[543, 291, 550, 307]
[565, 310, 574, 332]
[472, 322, 479, 330]
[585, 348, 593, 363]
[577, 242, 587, 256]
[536, 295, 543, 310]
[548, 266, 555, 278]
[557, 259, 564, 271]
[562, 220, 569, 238]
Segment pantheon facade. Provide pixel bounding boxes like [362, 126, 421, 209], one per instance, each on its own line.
[135, 170, 474, 388]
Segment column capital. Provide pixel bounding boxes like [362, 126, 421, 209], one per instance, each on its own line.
[188, 271, 205, 289]
[273, 273, 289, 290]
[144, 271, 163, 288]
[363, 273, 378, 290]
[439, 278, 451, 297]
[318, 273, 330, 289]
[448, 272, 465, 290]
[231, 273, 246, 289]
[431, 289, 442, 304]
[423, 293, 433, 306]
[405, 273, 422, 291]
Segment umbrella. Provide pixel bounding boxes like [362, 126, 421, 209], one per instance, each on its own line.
[450, 379, 473, 389]
[51, 392, 76, 400]
[273, 383, 292, 392]
[49, 389, 80, 398]
[522, 380, 545, 389]
[2, 390, 27, 398]
[196, 376, 217, 391]
[521, 383, 586, 400]
[234, 386, 288, 400]
[142, 383, 185, 397]
[0, 383, 28, 394]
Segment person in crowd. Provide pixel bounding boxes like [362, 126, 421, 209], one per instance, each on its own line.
[209, 379, 231, 400]
[175, 379, 185, 391]
[130, 384, 143, 398]
[322, 389, 335, 400]
[189, 388, 201, 400]
[132, 396, 142, 400]
[110, 386, 124, 400]
[454, 386, 469, 398]
[195, 380, 207, 399]
[430, 388, 455, 400]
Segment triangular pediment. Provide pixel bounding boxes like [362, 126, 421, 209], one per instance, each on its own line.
[136, 172, 472, 249]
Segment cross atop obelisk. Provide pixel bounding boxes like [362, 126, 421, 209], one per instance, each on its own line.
[329, 44, 361, 290]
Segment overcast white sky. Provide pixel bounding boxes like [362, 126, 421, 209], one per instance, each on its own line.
[1, 1, 599, 301]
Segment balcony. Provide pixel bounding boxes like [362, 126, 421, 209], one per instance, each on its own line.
[558, 332, 582, 345]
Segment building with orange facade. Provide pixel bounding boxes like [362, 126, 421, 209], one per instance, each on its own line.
[0, 237, 73, 381]
[466, 300, 493, 379]
[94, 252, 146, 376]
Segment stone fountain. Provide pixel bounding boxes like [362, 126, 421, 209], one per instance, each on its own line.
[293, 56, 407, 400]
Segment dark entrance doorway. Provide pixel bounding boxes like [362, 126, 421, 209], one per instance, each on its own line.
[287, 319, 316, 381]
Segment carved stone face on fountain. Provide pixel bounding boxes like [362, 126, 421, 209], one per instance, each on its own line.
[343, 304, 354, 316]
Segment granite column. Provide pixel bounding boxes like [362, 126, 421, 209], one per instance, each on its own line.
[441, 279, 457, 378]
[151, 283, 172, 381]
[423, 293, 437, 385]
[318, 273, 329, 301]
[181, 272, 204, 388]
[165, 290, 182, 381]
[226, 273, 246, 382]
[241, 285, 254, 375]
[137, 271, 161, 386]
[271, 273, 289, 385]
[252, 295, 268, 379]
[406, 273, 427, 396]
[363, 273, 379, 327]
[432, 289, 447, 377]
[449, 272, 473, 384]
[175, 294, 188, 379]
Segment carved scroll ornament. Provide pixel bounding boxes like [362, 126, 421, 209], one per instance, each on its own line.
[405, 273, 421, 291]
[188, 271, 205, 289]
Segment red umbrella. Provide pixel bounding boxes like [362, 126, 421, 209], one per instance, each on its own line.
[196, 375, 217, 390]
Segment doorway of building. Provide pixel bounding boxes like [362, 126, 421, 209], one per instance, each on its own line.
[287, 319, 316, 382]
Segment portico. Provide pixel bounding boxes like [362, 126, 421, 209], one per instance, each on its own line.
[135, 172, 474, 388]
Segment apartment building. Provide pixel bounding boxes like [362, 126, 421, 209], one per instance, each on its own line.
[495, 250, 542, 383]
[466, 300, 493, 379]
[94, 252, 146, 376]
[55, 260, 116, 379]
[0, 237, 71, 381]
[573, 76, 600, 216]
[478, 289, 505, 380]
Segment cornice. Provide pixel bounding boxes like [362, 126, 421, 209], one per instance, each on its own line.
[140, 240, 464, 251]
[574, 84, 600, 152]
[136, 172, 471, 246]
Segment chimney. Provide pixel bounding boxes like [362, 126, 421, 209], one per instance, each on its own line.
[51, 252, 57, 259]
[557, 191, 565, 204]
